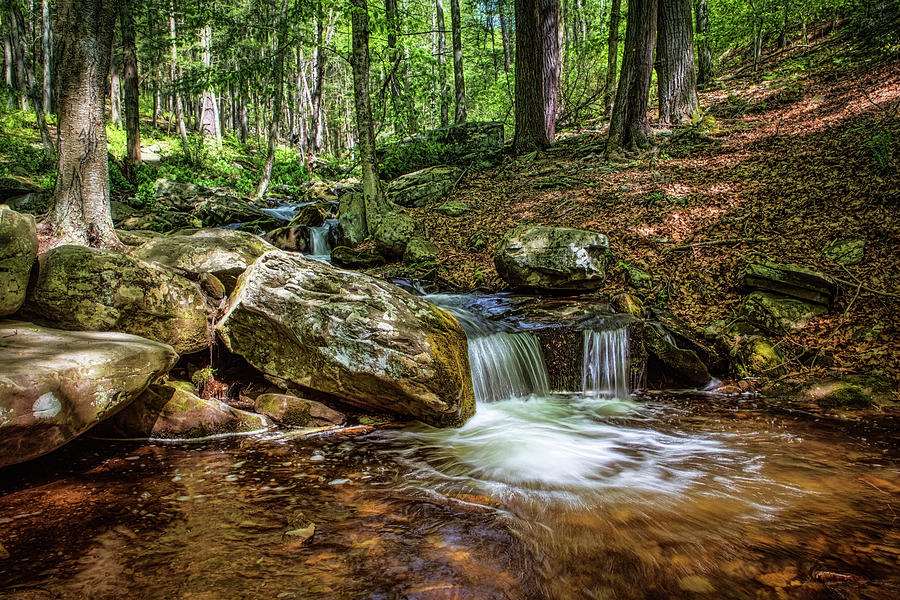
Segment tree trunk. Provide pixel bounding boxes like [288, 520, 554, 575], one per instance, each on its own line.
[119, 0, 140, 176]
[655, 0, 697, 124]
[3, 35, 12, 107]
[256, 0, 288, 199]
[11, 2, 53, 158]
[385, 0, 405, 135]
[499, 0, 512, 73]
[310, 4, 335, 154]
[603, 0, 622, 113]
[514, 0, 561, 152]
[41, 0, 51, 112]
[607, 0, 657, 154]
[199, 24, 220, 145]
[449, 0, 467, 123]
[350, 0, 388, 236]
[43, 0, 120, 250]
[435, 0, 450, 127]
[169, 2, 190, 161]
[8, 6, 27, 110]
[695, 0, 714, 85]
[110, 29, 122, 128]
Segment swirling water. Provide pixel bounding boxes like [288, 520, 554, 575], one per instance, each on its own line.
[1, 296, 898, 599]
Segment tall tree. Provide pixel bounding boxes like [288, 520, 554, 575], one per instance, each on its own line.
[350, 0, 388, 234]
[110, 29, 122, 128]
[513, 0, 561, 152]
[655, 0, 697, 124]
[607, 0, 657, 153]
[603, 0, 622, 113]
[41, 0, 51, 112]
[449, 0, 467, 123]
[42, 0, 120, 249]
[119, 0, 141, 176]
[256, 0, 288, 198]
[169, 1, 190, 160]
[435, 0, 450, 127]
[498, 0, 512, 73]
[694, 0, 714, 85]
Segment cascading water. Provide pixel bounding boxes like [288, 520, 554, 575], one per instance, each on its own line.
[582, 328, 630, 399]
[468, 332, 549, 403]
[425, 294, 550, 404]
[307, 221, 334, 257]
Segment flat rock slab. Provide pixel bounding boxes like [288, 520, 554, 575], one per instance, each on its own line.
[741, 262, 836, 306]
[0, 321, 177, 468]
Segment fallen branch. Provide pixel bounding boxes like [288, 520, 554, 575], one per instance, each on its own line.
[668, 237, 771, 250]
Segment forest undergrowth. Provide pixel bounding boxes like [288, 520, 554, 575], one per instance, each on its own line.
[402, 29, 900, 388]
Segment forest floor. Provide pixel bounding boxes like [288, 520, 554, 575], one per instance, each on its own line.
[398, 29, 900, 391]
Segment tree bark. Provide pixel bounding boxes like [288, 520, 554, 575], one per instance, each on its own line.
[257, 0, 288, 199]
[310, 4, 335, 154]
[656, 0, 697, 124]
[110, 29, 122, 128]
[350, 0, 388, 236]
[119, 0, 140, 175]
[169, 2, 190, 161]
[449, 0, 467, 123]
[513, 0, 561, 152]
[695, 0, 714, 85]
[499, 0, 512, 73]
[3, 35, 13, 107]
[607, 0, 657, 153]
[435, 0, 450, 127]
[603, 0, 622, 113]
[199, 24, 221, 145]
[41, 0, 51, 112]
[43, 0, 120, 250]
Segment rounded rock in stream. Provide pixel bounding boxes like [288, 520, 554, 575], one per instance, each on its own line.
[216, 251, 475, 427]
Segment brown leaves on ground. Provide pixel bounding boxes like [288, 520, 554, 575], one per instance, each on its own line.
[409, 34, 900, 388]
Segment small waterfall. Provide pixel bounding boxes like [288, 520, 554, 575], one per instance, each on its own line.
[582, 328, 630, 399]
[308, 224, 332, 256]
[468, 333, 550, 403]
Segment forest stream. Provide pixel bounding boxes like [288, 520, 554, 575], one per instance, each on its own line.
[1, 294, 898, 600]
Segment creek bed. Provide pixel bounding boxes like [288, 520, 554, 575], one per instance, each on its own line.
[1, 393, 898, 599]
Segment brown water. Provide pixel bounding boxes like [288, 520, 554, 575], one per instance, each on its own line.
[1, 393, 898, 600]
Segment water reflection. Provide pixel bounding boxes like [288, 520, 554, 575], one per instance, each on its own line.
[1, 396, 898, 600]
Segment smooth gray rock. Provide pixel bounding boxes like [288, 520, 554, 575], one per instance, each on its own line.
[0, 206, 37, 316]
[0, 322, 177, 467]
[494, 225, 611, 290]
[216, 251, 475, 427]
[131, 228, 275, 293]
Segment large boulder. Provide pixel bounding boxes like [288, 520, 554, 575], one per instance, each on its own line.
[216, 251, 475, 427]
[374, 212, 420, 259]
[378, 121, 505, 180]
[0, 206, 37, 316]
[737, 291, 827, 335]
[131, 228, 275, 293]
[494, 225, 611, 290]
[24, 245, 209, 354]
[730, 336, 786, 378]
[741, 262, 836, 306]
[105, 383, 268, 439]
[0, 321, 177, 468]
[403, 238, 439, 264]
[254, 393, 346, 427]
[153, 178, 277, 229]
[265, 226, 310, 252]
[386, 166, 461, 208]
[644, 322, 712, 388]
[336, 192, 367, 247]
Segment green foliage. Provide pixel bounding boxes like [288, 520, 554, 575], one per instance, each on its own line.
[0, 108, 54, 182]
[869, 132, 895, 172]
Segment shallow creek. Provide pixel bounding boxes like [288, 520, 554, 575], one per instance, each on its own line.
[1, 295, 898, 599]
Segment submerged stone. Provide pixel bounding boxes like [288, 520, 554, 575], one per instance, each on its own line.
[0, 321, 177, 468]
[216, 251, 475, 427]
[106, 383, 268, 439]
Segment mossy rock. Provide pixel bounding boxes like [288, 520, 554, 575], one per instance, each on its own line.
[254, 393, 345, 427]
[0, 206, 37, 316]
[822, 238, 865, 265]
[738, 291, 827, 335]
[374, 212, 421, 260]
[644, 322, 711, 387]
[818, 385, 872, 409]
[403, 238, 439, 265]
[436, 200, 470, 217]
[611, 293, 645, 319]
[731, 336, 785, 378]
[331, 246, 386, 269]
